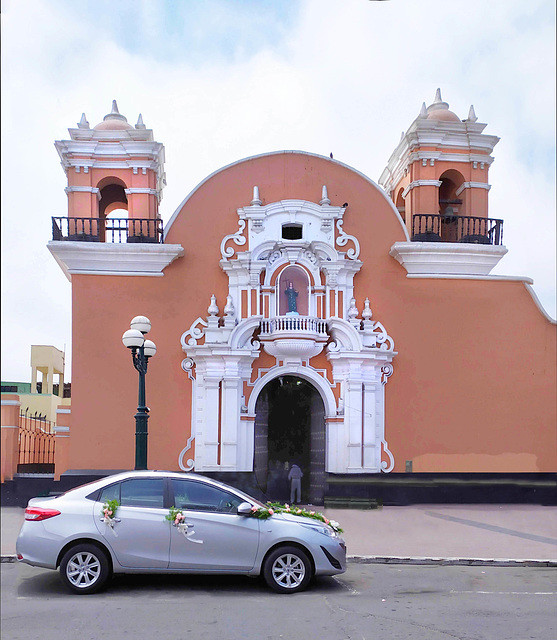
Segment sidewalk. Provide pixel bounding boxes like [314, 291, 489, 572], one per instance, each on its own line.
[2, 504, 556, 565]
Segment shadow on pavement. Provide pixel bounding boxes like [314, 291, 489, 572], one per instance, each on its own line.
[13, 564, 343, 599]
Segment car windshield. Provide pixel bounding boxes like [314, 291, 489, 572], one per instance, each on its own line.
[207, 477, 267, 508]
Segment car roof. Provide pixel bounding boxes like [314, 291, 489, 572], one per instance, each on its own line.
[68, 470, 259, 504]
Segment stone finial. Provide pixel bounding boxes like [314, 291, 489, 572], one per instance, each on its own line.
[224, 295, 235, 317]
[320, 185, 331, 206]
[135, 113, 146, 129]
[347, 297, 359, 321]
[208, 294, 219, 316]
[427, 88, 450, 114]
[77, 113, 90, 129]
[362, 297, 373, 321]
[418, 102, 428, 119]
[465, 105, 478, 123]
[103, 100, 127, 123]
[251, 186, 262, 206]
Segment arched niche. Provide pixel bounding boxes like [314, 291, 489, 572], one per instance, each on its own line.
[277, 265, 310, 316]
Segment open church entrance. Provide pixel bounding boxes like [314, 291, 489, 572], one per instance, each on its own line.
[254, 376, 326, 505]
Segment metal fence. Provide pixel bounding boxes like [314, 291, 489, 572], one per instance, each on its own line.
[52, 216, 164, 244]
[411, 214, 504, 245]
[18, 410, 55, 474]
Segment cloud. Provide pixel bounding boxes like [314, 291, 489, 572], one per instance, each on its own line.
[1, 0, 555, 381]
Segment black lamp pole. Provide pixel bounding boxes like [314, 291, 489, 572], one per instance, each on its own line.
[122, 316, 156, 471]
[131, 343, 150, 470]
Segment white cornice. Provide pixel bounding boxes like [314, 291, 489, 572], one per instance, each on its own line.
[64, 186, 100, 194]
[124, 188, 158, 195]
[389, 241, 508, 276]
[401, 180, 442, 198]
[379, 118, 500, 193]
[48, 241, 184, 281]
[455, 182, 491, 196]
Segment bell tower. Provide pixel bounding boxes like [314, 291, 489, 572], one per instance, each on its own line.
[49, 102, 183, 279]
[381, 90, 507, 276]
[380, 89, 499, 236]
[55, 100, 165, 239]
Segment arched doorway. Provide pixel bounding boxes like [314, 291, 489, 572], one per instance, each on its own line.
[254, 376, 326, 505]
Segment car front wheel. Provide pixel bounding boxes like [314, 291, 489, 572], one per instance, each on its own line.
[59, 543, 111, 594]
[263, 546, 313, 594]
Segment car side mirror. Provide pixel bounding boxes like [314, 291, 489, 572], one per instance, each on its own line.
[237, 502, 253, 515]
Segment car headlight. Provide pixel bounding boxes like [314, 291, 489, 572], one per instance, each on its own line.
[301, 523, 338, 538]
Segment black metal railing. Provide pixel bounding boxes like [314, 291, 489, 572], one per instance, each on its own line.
[411, 215, 504, 245]
[52, 217, 164, 244]
[18, 410, 55, 474]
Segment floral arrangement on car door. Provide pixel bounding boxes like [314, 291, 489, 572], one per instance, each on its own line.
[166, 506, 203, 544]
[101, 499, 119, 537]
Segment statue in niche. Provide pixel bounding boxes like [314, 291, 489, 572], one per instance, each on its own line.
[284, 281, 299, 314]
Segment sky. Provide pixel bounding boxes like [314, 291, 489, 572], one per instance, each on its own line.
[1, 0, 555, 383]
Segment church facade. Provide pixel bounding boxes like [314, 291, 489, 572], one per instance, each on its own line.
[46, 93, 556, 504]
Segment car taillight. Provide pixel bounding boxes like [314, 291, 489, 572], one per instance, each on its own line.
[24, 507, 61, 521]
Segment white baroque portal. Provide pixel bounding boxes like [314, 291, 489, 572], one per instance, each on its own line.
[180, 186, 396, 479]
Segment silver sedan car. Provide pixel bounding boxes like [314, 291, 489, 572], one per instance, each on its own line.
[16, 471, 346, 594]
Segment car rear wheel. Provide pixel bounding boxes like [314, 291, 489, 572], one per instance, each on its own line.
[60, 543, 111, 594]
[263, 546, 312, 594]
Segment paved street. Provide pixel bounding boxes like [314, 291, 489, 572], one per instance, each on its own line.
[2, 562, 555, 640]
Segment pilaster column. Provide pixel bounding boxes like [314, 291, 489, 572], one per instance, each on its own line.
[344, 378, 364, 470]
[220, 378, 241, 468]
[362, 381, 378, 470]
[203, 378, 221, 467]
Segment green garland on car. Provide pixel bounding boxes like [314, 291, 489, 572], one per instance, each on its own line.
[248, 502, 343, 533]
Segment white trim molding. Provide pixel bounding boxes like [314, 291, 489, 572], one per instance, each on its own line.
[48, 241, 184, 281]
[54, 426, 70, 433]
[390, 241, 508, 276]
[455, 182, 491, 196]
[1, 400, 21, 407]
[401, 180, 442, 198]
[124, 188, 158, 195]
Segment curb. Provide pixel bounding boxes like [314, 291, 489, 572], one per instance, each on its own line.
[347, 555, 557, 567]
[3, 553, 556, 567]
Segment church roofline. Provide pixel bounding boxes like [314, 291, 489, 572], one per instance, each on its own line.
[163, 150, 409, 241]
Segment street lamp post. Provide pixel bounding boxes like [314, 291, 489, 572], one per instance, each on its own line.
[122, 316, 157, 470]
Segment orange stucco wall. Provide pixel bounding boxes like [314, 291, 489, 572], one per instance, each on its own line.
[67, 152, 556, 474]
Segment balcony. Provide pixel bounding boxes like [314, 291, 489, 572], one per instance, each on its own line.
[259, 316, 329, 362]
[52, 217, 164, 244]
[411, 214, 504, 245]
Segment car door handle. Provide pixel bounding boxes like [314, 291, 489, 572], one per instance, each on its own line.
[100, 517, 121, 523]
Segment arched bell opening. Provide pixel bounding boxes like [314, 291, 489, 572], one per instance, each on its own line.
[254, 376, 325, 505]
[97, 178, 128, 242]
[438, 169, 465, 242]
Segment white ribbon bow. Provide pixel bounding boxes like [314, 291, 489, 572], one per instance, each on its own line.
[176, 521, 203, 544]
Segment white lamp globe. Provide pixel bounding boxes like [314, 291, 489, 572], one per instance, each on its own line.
[130, 315, 151, 334]
[122, 329, 145, 348]
[143, 340, 157, 358]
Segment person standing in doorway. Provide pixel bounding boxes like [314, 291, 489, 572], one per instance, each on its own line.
[288, 463, 303, 504]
